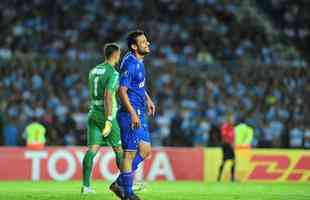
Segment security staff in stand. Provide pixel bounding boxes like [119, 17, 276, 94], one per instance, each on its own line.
[24, 117, 46, 149]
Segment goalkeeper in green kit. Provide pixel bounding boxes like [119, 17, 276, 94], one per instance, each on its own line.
[82, 43, 123, 197]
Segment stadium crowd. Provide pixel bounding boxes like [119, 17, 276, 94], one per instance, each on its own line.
[1, 58, 309, 148]
[1, 0, 309, 148]
[0, 0, 308, 66]
[151, 66, 310, 148]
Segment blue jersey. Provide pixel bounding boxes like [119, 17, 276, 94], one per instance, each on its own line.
[119, 53, 146, 113]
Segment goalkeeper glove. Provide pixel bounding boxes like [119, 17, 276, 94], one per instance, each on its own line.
[102, 116, 113, 137]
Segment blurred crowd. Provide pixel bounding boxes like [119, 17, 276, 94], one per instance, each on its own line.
[1, 0, 309, 148]
[0, 58, 89, 146]
[1, 58, 309, 148]
[257, 0, 310, 65]
[0, 0, 308, 67]
[151, 66, 310, 148]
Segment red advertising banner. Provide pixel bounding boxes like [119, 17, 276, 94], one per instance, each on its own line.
[0, 147, 204, 181]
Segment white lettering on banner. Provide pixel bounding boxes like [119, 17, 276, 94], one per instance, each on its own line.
[99, 150, 118, 181]
[147, 152, 175, 181]
[25, 151, 48, 181]
[23, 149, 177, 181]
[47, 150, 76, 181]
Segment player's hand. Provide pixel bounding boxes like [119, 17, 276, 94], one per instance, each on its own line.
[147, 99, 155, 117]
[102, 120, 112, 137]
[131, 112, 141, 129]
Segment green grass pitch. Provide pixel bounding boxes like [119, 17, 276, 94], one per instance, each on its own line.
[0, 181, 309, 200]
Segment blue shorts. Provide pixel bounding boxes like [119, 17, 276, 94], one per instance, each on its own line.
[117, 111, 150, 151]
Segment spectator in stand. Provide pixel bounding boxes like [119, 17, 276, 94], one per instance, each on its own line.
[289, 123, 304, 148]
[304, 125, 310, 149]
[3, 117, 19, 146]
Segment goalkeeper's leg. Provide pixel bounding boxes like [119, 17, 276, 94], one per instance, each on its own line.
[82, 145, 100, 193]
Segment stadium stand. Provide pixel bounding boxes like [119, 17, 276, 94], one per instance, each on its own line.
[0, 0, 309, 148]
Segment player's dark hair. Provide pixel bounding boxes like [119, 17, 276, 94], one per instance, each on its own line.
[127, 30, 145, 52]
[104, 43, 120, 59]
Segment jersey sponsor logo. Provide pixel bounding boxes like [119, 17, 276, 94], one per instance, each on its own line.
[91, 68, 106, 75]
[139, 79, 145, 88]
[123, 70, 129, 77]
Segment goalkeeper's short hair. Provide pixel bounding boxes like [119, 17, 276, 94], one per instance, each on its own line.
[104, 43, 120, 59]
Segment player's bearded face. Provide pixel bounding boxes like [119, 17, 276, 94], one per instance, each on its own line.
[135, 35, 150, 55]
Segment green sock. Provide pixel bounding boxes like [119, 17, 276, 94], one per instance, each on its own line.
[115, 150, 123, 170]
[82, 150, 96, 187]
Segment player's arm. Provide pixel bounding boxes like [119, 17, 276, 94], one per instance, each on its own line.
[104, 73, 117, 119]
[119, 86, 140, 129]
[102, 73, 118, 137]
[119, 86, 136, 115]
[104, 90, 113, 118]
[118, 62, 140, 129]
[145, 91, 155, 116]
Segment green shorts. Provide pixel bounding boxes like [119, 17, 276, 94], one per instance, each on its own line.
[87, 112, 121, 148]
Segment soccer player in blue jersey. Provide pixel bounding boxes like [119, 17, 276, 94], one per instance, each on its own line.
[115, 30, 155, 200]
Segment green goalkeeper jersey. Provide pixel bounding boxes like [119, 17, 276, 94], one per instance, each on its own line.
[88, 62, 119, 119]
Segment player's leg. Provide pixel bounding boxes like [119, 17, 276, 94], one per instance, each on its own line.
[217, 160, 226, 181]
[217, 144, 227, 181]
[109, 145, 125, 199]
[82, 117, 102, 193]
[130, 141, 151, 193]
[107, 119, 125, 199]
[129, 119, 152, 193]
[113, 146, 123, 170]
[230, 147, 236, 182]
[108, 119, 123, 170]
[231, 159, 236, 182]
[82, 145, 100, 189]
[132, 141, 151, 171]
[117, 112, 137, 197]
[132, 117, 151, 172]
[120, 151, 137, 199]
[117, 112, 142, 199]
